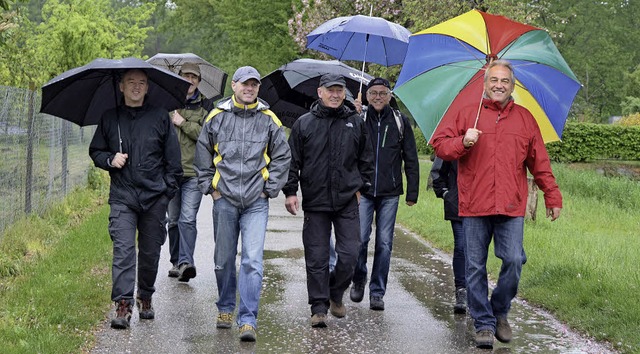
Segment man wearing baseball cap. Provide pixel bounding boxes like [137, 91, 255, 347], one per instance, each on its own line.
[194, 65, 291, 342]
[166, 62, 214, 283]
[283, 73, 374, 328]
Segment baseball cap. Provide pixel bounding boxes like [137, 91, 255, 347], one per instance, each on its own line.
[366, 77, 391, 91]
[319, 73, 346, 88]
[232, 66, 261, 83]
[180, 62, 201, 77]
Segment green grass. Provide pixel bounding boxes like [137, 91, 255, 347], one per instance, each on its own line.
[0, 170, 111, 354]
[397, 159, 640, 353]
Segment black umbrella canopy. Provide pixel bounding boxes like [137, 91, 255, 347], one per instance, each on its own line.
[147, 53, 228, 101]
[259, 58, 374, 128]
[40, 57, 191, 126]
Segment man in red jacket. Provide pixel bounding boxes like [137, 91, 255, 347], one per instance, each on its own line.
[431, 59, 562, 349]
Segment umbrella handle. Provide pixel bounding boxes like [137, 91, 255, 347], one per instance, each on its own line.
[468, 94, 484, 147]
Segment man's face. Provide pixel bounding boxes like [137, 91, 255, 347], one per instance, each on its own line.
[119, 70, 148, 107]
[317, 85, 346, 109]
[231, 79, 260, 105]
[484, 65, 515, 107]
[366, 84, 391, 112]
[181, 72, 200, 97]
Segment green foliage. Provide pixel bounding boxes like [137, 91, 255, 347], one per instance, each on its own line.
[412, 127, 431, 155]
[617, 112, 640, 127]
[621, 97, 640, 116]
[546, 122, 640, 162]
[87, 164, 109, 192]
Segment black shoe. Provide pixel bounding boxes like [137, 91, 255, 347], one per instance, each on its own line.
[370, 296, 385, 311]
[178, 263, 196, 282]
[454, 288, 467, 314]
[110, 299, 132, 329]
[349, 281, 365, 303]
[136, 297, 155, 319]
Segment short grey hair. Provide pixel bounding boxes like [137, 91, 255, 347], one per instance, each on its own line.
[484, 59, 515, 83]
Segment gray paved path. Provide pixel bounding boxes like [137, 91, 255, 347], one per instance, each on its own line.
[91, 194, 616, 353]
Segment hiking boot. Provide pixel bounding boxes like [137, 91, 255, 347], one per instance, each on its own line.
[329, 300, 346, 318]
[136, 297, 155, 319]
[475, 329, 494, 349]
[454, 288, 467, 314]
[110, 299, 132, 329]
[495, 316, 513, 343]
[349, 281, 365, 303]
[168, 264, 180, 278]
[216, 312, 233, 329]
[370, 296, 385, 311]
[311, 313, 327, 328]
[178, 263, 196, 282]
[238, 324, 256, 342]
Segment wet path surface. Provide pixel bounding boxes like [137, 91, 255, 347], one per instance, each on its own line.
[92, 195, 615, 353]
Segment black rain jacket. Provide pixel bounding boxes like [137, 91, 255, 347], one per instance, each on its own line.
[283, 100, 374, 212]
[89, 102, 183, 212]
[430, 157, 460, 221]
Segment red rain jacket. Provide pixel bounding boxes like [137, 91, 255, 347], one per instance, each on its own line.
[430, 98, 562, 217]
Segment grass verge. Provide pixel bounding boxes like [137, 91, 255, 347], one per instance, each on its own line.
[0, 172, 112, 353]
[397, 160, 639, 353]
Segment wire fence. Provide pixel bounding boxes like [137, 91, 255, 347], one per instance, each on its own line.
[0, 85, 96, 239]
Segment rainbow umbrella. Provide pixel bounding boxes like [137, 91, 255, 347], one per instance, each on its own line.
[394, 10, 582, 143]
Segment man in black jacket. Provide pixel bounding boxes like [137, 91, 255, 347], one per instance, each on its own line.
[349, 77, 420, 311]
[89, 69, 183, 330]
[283, 73, 374, 328]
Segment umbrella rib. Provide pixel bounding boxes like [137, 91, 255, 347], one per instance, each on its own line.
[454, 37, 486, 66]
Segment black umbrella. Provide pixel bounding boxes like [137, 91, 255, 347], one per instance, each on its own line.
[40, 57, 191, 127]
[147, 53, 228, 101]
[258, 58, 375, 128]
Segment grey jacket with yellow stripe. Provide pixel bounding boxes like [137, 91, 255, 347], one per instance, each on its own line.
[194, 95, 291, 208]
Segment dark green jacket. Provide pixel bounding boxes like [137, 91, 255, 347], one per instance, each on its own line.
[174, 91, 213, 177]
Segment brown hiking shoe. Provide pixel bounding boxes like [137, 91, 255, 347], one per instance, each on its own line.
[475, 329, 494, 349]
[136, 297, 155, 319]
[495, 316, 512, 343]
[329, 300, 346, 318]
[110, 299, 132, 329]
[238, 324, 256, 342]
[311, 313, 327, 328]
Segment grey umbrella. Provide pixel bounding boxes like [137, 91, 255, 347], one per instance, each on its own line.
[147, 53, 228, 101]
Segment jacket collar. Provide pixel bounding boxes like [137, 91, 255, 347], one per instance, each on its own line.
[310, 99, 354, 119]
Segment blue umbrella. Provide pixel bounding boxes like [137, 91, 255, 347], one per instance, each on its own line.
[306, 15, 411, 67]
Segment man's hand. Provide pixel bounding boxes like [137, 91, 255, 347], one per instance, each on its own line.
[285, 195, 299, 215]
[463, 128, 482, 147]
[111, 152, 128, 168]
[406, 201, 416, 206]
[171, 110, 185, 126]
[356, 191, 361, 205]
[546, 207, 561, 221]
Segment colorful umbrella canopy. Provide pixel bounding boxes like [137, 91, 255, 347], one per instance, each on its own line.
[147, 53, 228, 101]
[306, 15, 411, 67]
[394, 10, 582, 143]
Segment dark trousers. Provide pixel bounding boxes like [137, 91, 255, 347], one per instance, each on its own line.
[303, 197, 361, 315]
[108, 196, 169, 302]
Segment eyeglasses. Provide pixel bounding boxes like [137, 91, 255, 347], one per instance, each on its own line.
[367, 90, 390, 98]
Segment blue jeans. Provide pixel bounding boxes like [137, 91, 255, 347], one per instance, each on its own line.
[212, 195, 269, 328]
[167, 177, 203, 266]
[353, 195, 399, 298]
[464, 216, 525, 333]
[451, 220, 466, 289]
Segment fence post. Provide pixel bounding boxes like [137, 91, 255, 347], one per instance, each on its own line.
[61, 120, 69, 194]
[25, 85, 36, 214]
